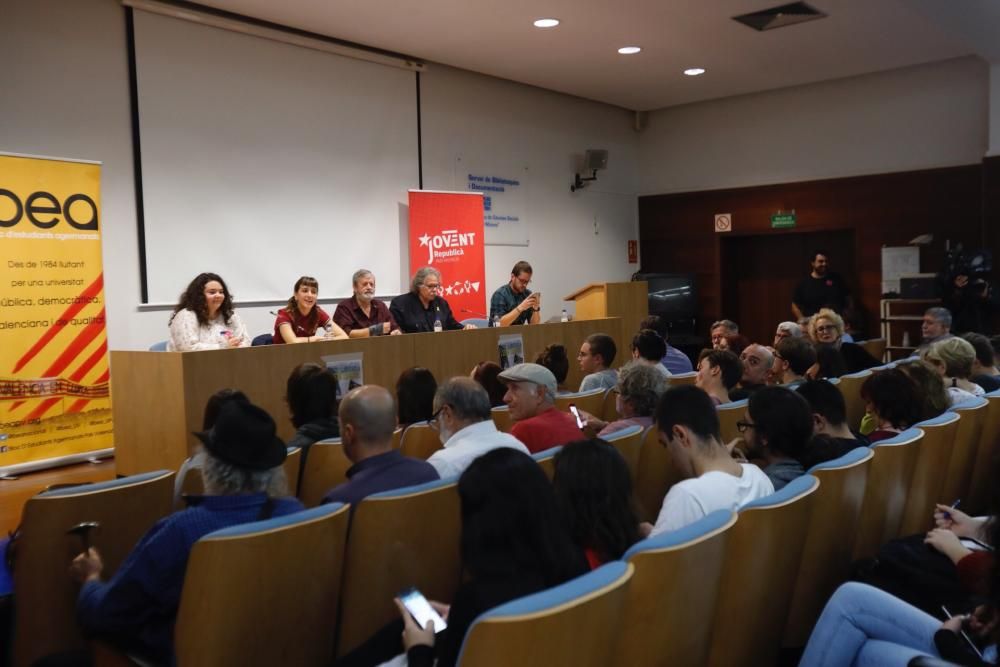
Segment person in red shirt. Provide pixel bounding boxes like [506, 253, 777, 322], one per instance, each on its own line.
[498, 363, 584, 454]
[273, 276, 347, 344]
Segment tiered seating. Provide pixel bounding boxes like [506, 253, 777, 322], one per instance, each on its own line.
[600, 425, 645, 482]
[941, 397, 989, 506]
[297, 439, 351, 507]
[836, 369, 872, 429]
[968, 389, 1000, 513]
[899, 412, 961, 535]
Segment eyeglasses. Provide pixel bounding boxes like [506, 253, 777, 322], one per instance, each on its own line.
[428, 406, 445, 430]
[815, 325, 837, 333]
[513, 275, 531, 287]
[421, 283, 442, 293]
[736, 421, 755, 433]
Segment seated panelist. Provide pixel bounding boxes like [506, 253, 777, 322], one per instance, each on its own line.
[390, 267, 476, 333]
[332, 269, 401, 338]
[273, 276, 347, 344]
[489, 260, 540, 326]
[167, 272, 251, 351]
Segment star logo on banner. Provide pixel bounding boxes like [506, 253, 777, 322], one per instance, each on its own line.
[418, 233, 431, 247]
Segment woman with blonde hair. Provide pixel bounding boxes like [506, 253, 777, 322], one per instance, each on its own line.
[808, 308, 878, 374]
[922, 337, 986, 405]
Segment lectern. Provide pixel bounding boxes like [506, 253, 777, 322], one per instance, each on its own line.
[564, 281, 648, 335]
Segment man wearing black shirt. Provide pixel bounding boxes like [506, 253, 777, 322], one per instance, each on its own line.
[390, 266, 474, 333]
[792, 251, 851, 320]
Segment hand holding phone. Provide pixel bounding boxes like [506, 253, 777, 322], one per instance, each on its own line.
[399, 587, 448, 634]
[568, 404, 586, 429]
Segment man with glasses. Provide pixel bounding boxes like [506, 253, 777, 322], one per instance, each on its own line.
[424, 377, 529, 479]
[646, 385, 772, 537]
[740, 387, 811, 491]
[772, 336, 816, 388]
[489, 260, 541, 327]
[390, 266, 474, 334]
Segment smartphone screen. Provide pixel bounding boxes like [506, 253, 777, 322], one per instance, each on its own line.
[941, 605, 985, 660]
[569, 404, 586, 429]
[399, 587, 447, 633]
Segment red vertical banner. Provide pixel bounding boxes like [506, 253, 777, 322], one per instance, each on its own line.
[408, 190, 487, 319]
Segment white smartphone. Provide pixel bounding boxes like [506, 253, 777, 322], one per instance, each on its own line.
[569, 403, 586, 429]
[941, 605, 985, 660]
[399, 587, 447, 633]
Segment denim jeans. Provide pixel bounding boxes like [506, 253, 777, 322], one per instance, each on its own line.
[799, 582, 940, 666]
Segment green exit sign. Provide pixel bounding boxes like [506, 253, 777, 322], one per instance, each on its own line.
[771, 213, 796, 228]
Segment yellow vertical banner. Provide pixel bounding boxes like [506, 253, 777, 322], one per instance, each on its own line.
[0, 153, 112, 472]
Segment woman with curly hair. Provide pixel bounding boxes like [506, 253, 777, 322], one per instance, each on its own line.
[808, 308, 879, 374]
[167, 273, 251, 351]
[860, 369, 922, 443]
[273, 275, 348, 344]
[578, 361, 667, 435]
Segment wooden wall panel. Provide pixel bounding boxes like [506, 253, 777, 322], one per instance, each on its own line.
[639, 164, 986, 344]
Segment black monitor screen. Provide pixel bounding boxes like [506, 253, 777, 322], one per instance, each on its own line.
[634, 273, 697, 322]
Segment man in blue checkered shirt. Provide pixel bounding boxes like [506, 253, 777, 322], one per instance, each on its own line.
[489, 261, 540, 327]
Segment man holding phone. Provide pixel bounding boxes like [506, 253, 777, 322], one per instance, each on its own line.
[489, 261, 541, 327]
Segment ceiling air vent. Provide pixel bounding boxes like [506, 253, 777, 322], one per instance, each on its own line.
[732, 2, 827, 31]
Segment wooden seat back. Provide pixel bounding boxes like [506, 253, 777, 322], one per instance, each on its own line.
[717, 399, 748, 447]
[600, 425, 645, 484]
[297, 440, 352, 507]
[491, 405, 512, 433]
[667, 371, 697, 386]
[858, 338, 887, 363]
[967, 390, 1000, 513]
[940, 398, 989, 508]
[555, 388, 606, 417]
[634, 428, 684, 522]
[836, 369, 872, 430]
[399, 422, 444, 460]
[899, 412, 961, 535]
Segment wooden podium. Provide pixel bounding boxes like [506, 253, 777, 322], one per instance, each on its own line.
[564, 281, 648, 335]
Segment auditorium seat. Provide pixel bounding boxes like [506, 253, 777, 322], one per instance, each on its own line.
[666, 371, 698, 386]
[940, 397, 989, 508]
[174, 503, 350, 666]
[297, 440, 351, 507]
[600, 424, 644, 484]
[717, 399, 748, 447]
[148, 340, 168, 352]
[600, 388, 620, 422]
[858, 337, 887, 363]
[899, 411, 961, 536]
[491, 405, 512, 433]
[554, 387, 606, 416]
[13, 470, 175, 667]
[336, 478, 462, 657]
[532, 446, 562, 480]
[784, 447, 873, 647]
[708, 475, 819, 667]
[399, 421, 444, 460]
[250, 332, 273, 346]
[967, 389, 1000, 513]
[635, 427, 684, 522]
[456, 561, 634, 667]
[617, 510, 736, 666]
[836, 369, 872, 430]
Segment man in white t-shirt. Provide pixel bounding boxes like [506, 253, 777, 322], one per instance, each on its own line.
[647, 385, 774, 537]
[426, 377, 529, 479]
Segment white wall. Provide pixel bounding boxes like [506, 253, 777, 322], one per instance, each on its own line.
[638, 57, 990, 195]
[1, 0, 639, 350]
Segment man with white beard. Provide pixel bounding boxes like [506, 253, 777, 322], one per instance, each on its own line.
[333, 268, 402, 337]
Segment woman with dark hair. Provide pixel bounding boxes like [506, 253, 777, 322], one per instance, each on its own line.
[470, 361, 506, 407]
[860, 369, 922, 443]
[536, 343, 570, 393]
[167, 272, 251, 351]
[285, 362, 340, 449]
[337, 448, 587, 667]
[273, 275, 347, 344]
[743, 386, 812, 490]
[396, 367, 438, 427]
[696, 348, 742, 405]
[553, 439, 641, 568]
[806, 343, 849, 380]
[899, 360, 950, 421]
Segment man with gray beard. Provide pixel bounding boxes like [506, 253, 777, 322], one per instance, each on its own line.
[333, 268, 401, 337]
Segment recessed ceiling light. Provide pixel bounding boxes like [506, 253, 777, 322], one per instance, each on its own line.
[533, 18, 560, 28]
[684, 68, 706, 76]
[618, 46, 641, 55]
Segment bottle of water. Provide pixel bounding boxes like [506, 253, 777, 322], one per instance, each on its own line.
[560, 309, 569, 323]
[491, 314, 500, 328]
[433, 307, 443, 333]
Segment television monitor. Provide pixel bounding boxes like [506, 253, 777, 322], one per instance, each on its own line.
[633, 273, 697, 323]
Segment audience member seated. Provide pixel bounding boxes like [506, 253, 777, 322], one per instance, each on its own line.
[322, 386, 438, 507]
[336, 448, 587, 667]
[718, 332, 751, 356]
[174, 388, 249, 505]
[69, 401, 303, 665]
[535, 343, 571, 394]
[963, 332, 1000, 392]
[806, 343, 849, 380]
[646, 386, 773, 537]
[285, 363, 340, 455]
[730, 343, 773, 400]
[922, 337, 986, 404]
[774, 320, 803, 346]
[333, 269, 401, 338]
[925, 502, 993, 598]
[860, 369, 921, 443]
[809, 308, 879, 374]
[273, 275, 348, 344]
[577, 333, 619, 391]
[917, 306, 956, 353]
[580, 362, 667, 436]
[710, 319, 740, 349]
[640, 315, 693, 374]
[167, 272, 251, 351]
[695, 348, 742, 405]
[772, 336, 817, 388]
[425, 378, 530, 479]
[499, 363, 585, 454]
[630, 329, 671, 378]
[553, 439, 641, 568]
[741, 386, 811, 490]
[898, 360, 951, 421]
[796, 380, 868, 470]
[470, 361, 507, 407]
[396, 367, 438, 428]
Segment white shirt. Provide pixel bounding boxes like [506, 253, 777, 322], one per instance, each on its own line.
[650, 463, 774, 537]
[167, 309, 251, 351]
[426, 419, 530, 479]
[946, 383, 984, 406]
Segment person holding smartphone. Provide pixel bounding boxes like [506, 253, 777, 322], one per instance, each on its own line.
[489, 261, 541, 327]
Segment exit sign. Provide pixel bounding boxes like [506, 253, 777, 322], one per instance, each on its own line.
[771, 212, 796, 228]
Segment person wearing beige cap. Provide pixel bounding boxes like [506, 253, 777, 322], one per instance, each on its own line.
[498, 363, 584, 454]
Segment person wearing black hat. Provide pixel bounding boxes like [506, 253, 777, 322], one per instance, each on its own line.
[67, 400, 304, 665]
